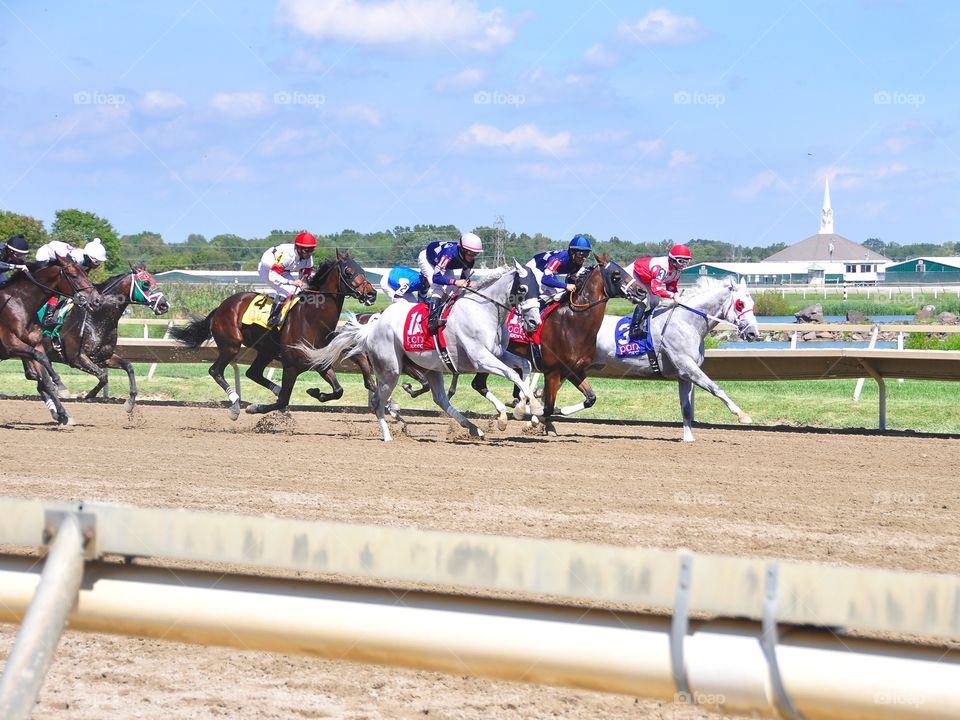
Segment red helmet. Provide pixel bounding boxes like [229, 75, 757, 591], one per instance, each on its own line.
[295, 232, 317, 249]
[668, 244, 691, 267]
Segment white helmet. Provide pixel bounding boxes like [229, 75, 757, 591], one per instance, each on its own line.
[83, 237, 107, 264]
[459, 232, 483, 254]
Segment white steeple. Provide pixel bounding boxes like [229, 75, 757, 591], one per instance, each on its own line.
[819, 177, 834, 234]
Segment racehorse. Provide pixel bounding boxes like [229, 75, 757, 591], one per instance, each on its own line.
[30, 265, 170, 413]
[169, 249, 376, 419]
[586, 275, 761, 441]
[0, 256, 103, 424]
[299, 264, 542, 441]
[470, 254, 641, 435]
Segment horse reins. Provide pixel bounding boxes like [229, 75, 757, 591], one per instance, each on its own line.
[299, 261, 371, 301]
[21, 265, 96, 302]
[567, 266, 609, 311]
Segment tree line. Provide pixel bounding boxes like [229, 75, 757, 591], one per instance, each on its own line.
[1, 209, 955, 275]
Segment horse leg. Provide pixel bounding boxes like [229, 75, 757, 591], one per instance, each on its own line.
[426, 370, 483, 439]
[305, 366, 343, 403]
[101, 354, 137, 413]
[400, 361, 431, 398]
[368, 357, 402, 441]
[681, 365, 752, 430]
[558, 372, 597, 416]
[470, 373, 508, 430]
[541, 370, 563, 436]
[245, 353, 281, 397]
[246, 366, 300, 414]
[71, 350, 109, 403]
[209, 348, 242, 420]
[350, 353, 377, 393]
[678, 379, 696, 442]
[480, 349, 541, 424]
[23, 348, 70, 425]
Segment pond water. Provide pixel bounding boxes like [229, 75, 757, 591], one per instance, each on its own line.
[758, 315, 914, 324]
[720, 340, 899, 350]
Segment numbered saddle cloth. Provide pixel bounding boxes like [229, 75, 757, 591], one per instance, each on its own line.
[402, 301, 455, 352]
[613, 315, 655, 358]
[241, 294, 300, 328]
[505, 302, 560, 345]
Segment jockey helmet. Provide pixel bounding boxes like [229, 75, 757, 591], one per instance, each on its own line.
[294, 231, 317, 249]
[568, 235, 591, 252]
[459, 232, 483, 254]
[668, 244, 692, 268]
[5, 234, 29, 257]
[84, 237, 107, 264]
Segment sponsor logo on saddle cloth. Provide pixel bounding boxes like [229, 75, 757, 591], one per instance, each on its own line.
[506, 302, 560, 345]
[402, 301, 455, 352]
[241, 293, 301, 328]
[614, 315, 655, 357]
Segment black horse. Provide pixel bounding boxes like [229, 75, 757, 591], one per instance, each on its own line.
[29, 265, 171, 413]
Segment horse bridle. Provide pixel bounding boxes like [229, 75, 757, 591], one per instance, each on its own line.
[21, 263, 98, 307]
[672, 291, 756, 337]
[301, 258, 372, 302]
[461, 272, 538, 324]
[568, 263, 638, 311]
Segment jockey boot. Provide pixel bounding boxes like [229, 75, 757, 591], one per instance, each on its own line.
[628, 301, 650, 341]
[40, 300, 61, 331]
[267, 297, 284, 329]
[426, 296, 445, 335]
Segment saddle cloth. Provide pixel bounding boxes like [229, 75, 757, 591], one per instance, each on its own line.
[241, 294, 300, 328]
[613, 315, 655, 358]
[506, 302, 560, 345]
[402, 301, 454, 352]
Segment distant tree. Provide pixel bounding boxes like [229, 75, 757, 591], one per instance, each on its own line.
[51, 209, 121, 272]
[185, 233, 208, 246]
[121, 231, 165, 265]
[863, 238, 886, 255]
[0, 211, 48, 248]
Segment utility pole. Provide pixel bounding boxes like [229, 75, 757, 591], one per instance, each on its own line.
[494, 215, 506, 267]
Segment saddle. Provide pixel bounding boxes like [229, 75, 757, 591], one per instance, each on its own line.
[241, 294, 300, 329]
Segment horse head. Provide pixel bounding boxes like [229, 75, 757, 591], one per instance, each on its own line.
[335, 249, 377, 306]
[595, 253, 642, 302]
[131, 264, 170, 315]
[54, 255, 103, 311]
[722, 278, 761, 341]
[510, 260, 542, 333]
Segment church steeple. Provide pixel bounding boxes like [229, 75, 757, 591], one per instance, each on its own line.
[819, 177, 834, 234]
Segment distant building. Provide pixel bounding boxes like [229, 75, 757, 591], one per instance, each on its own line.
[683, 178, 889, 285]
[885, 257, 960, 284]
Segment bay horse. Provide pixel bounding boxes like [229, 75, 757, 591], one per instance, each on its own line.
[30, 266, 170, 413]
[0, 256, 103, 424]
[299, 265, 542, 441]
[589, 276, 761, 441]
[170, 249, 376, 419]
[471, 254, 641, 435]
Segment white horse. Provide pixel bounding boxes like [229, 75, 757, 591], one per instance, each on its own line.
[300, 265, 543, 441]
[584, 276, 761, 441]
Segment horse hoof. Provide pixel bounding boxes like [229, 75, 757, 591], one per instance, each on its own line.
[739, 413, 753, 424]
[124, 399, 135, 414]
[57, 412, 70, 425]
[496, 413, 508, 431]
[58, 387, 73, 399]
[512, 405, 526, 421]
[244, 404, 260, 415]
[229, 402, 241, 419]
[468, 425, 485, 439]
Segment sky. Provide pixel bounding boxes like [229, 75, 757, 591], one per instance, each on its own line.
[1, 0, 958, 248]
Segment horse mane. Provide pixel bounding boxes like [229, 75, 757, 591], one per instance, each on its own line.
[683, 274, 738, 298]
[306, 257, 339, 288]
[96, 272, 130, 292]
[471, 266, 511, 290]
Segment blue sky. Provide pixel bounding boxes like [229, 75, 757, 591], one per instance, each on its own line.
[1, 0, 957, 248]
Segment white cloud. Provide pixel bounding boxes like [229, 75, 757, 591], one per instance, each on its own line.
[459, 123, 571, 154]
[668, 149, 695, 168]
[183, 147, 253, 183]
[277, 0, 516, 52]
[584, 42, 618, 68]
[259, 128, 331, 156]
[636, 138, 665, 155]
[435, 68, 485, 91]
[733, 170, 788, 200]
[210, 92, 268, 117]
[328, 103, 383, 126]
[618, 8, 706, 47]
[140, 90, 186, 115]
[819, 164, 908, 190]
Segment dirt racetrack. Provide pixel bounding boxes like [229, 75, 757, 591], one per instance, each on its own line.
[1, 398, 959, 719]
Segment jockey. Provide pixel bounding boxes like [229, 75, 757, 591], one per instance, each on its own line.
[0, 234, 30, 288]
[258, 231, 316, 328]
[380, 265, 425, 303]
[37, 238, 108, 330]
[627, 243, 692, 340]
[525, 235, 591, 302]
[417, 232, 483, 334]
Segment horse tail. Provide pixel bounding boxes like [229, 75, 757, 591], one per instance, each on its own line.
[297, 313, 372, 370]
[169, 312, 214, 349]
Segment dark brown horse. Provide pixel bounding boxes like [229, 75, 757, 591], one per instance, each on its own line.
[32, 266, 170, 413]
[170, 249, 376, 419]
[0, 256, 103, 424]
[472, 254, 639, 434]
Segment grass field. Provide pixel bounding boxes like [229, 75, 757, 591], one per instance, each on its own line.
[4, 361, 958, 434]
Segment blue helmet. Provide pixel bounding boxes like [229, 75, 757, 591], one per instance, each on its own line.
[568, 235, 591, 252]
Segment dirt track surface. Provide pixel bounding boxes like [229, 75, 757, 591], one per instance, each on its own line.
[1, 399, 959, 719]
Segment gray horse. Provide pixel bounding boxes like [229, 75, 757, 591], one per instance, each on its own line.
[584, 276, 761, 441]
[300, 264, 543, 442]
